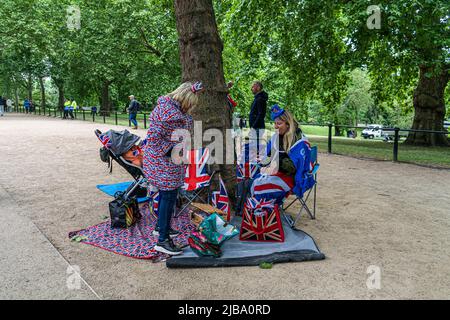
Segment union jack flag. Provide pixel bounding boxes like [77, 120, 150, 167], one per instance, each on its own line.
[96, 131, 112, 149]
[237, 162, 261, 181]
[212, 175, 230, 221]
[236, 143, 261, 181]
[184, 148, 212, 191]
[239, 197, 284, 242]
[149, 189, 159, 217]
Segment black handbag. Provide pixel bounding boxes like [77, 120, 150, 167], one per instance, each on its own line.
[109, 192, 141, 228]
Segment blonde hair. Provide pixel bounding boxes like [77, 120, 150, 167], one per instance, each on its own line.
[277, 110, 299, 152]
[167, 82, 200, 113]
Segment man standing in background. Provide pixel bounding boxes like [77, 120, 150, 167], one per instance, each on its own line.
[249, 81, 268, 156]
[63, 98, 71, 119]
[69, 98, 77, 119]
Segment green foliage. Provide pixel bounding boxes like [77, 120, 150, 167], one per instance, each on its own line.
[1, 0, 448, 128]
[0, 0, 180, 109]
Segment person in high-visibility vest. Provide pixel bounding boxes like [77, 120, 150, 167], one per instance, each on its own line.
[69, 98, 77, 119]
[63, 99, 71, 119]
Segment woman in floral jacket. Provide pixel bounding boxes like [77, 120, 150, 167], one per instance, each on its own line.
[143, 81, 203, 255]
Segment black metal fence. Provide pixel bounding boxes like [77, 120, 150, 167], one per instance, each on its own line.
[11, 105, 450, 164]
[13, 105, 152, 129]
[298, 122, 449, 162]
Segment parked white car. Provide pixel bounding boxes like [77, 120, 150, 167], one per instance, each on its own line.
[444, 121, 450, 130]
[362, 124, 384, 139]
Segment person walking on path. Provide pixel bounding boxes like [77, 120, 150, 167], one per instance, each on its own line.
[249, 81, 269, 156]
[128, 95, 139, 129]
[143, 81, 204, 255]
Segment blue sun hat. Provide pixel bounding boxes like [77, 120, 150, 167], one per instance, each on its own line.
[270, 104, 285, 121]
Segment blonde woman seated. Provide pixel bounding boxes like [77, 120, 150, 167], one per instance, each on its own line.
[250, 105, 315, 204]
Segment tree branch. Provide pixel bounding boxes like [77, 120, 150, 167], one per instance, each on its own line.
[139, 28, 164, 59]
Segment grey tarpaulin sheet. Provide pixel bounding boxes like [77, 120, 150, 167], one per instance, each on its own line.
[166, 217, 325, 268]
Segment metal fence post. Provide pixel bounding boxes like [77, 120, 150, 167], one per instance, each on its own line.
[103, 113, 106, 123]
[82, 109, 86, 121]
[92, 111, 95, 122]
[393, 127, 400, 162]
[115, 112, 118, 125]
[328, 123, 333, 154]
[144, 113, 147, 129]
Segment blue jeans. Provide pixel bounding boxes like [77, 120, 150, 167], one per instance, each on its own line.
[129, 113, 138, 127]
[157, 189, 179, 242]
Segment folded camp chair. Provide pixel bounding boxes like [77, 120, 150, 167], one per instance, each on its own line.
[176, 148, 216, 216]
[282, 146, 320, 228]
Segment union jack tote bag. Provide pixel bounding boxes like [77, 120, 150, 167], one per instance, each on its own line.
[239, 198, 285, 242]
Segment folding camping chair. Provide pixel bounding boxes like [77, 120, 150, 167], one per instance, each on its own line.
[282, 146, 320, 228]
[176, 148, 216, 216]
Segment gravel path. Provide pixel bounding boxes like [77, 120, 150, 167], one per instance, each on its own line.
[1, 113, 449, 299]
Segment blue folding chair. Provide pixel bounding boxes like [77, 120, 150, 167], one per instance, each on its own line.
[282, 146, 320, 227]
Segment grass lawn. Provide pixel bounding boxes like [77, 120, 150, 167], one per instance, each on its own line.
[309, 136, 450, 168]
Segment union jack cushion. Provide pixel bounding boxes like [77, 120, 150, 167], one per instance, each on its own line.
[239, 197, 285, 242]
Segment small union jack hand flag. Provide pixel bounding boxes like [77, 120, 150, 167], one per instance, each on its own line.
[212, 175, 231, 221]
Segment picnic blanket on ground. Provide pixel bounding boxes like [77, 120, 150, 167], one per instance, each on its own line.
[68, 203, 195, 260]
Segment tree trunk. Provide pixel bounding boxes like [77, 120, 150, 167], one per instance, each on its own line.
[405, 66, 449, 146]
[100, 81, 112, 116]
[174, 0, 236, 203]
[5, 76, 12, 98]
[38, 77, 46, 110]
[54, 79, 65, 110]
[14, 85, 19, 112]
[27, 74, 33, 100]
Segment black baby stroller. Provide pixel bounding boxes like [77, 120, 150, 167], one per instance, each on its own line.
[95, 129, 148, 200]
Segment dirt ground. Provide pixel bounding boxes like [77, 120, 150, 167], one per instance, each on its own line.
[1, 113, 450, 300]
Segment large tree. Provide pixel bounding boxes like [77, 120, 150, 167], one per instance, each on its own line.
[174, 0, 235, 200]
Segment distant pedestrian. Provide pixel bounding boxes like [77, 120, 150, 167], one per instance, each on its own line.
[128, 95, 139, 129]
[63, 98, 71, 119]
[69, 98, 77, 119]
[24, 99, 31, 114]
[0, 96, 5, 116]
[6, 98, 13, 112]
